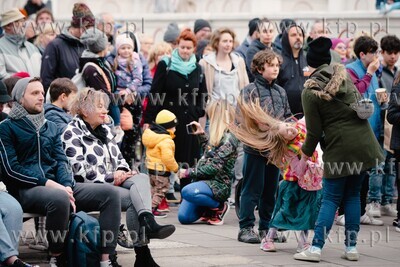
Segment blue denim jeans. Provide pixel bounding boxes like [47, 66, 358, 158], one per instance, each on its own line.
[312, 173, 365, 249]
[368, 150, 396, 205]
[0, 192, 23, 262]
[178, 181, 219, 224]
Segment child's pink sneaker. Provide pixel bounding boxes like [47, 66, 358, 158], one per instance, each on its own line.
[260, 238, 276, 252]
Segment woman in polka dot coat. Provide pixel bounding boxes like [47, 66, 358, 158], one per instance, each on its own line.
[61, 88, 175, 266]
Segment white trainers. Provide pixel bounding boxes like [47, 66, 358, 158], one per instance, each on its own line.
[381, 204, 397, 217]
[366, 202, 381, 217]
[395, 226, 400, 233]
[293, 246, 321, 262]
[336, 215, 345, 226]
[341, 246, 359, 261]
[360, 213, 384, 226]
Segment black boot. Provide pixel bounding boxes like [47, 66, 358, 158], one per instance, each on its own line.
[134, 246, 160, 267]
[138, 212, 175, 239]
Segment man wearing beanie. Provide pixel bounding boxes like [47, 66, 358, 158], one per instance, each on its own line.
[0, 8, 41, 80]
[294, 37, 383, 262]
[164, 22, 180, 48]
[235, 17, 260, 60]
[0, 77, 124, 267]
[142, 110, 180, 218]
[194, 18, 212, 41]
[40, 2, 95, 91]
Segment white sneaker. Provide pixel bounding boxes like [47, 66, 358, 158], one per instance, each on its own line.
[360, 213, 384, 226]
[293, 246, 321, 262]
[341, 246, 359, 261]
[336, 214, 345, 226]
[395, 226, 400, 233]
[381, 204, 397, 217]
[366, 202, 381, 217]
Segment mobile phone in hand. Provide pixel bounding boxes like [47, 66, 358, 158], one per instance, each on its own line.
[186, 124, 196, 134]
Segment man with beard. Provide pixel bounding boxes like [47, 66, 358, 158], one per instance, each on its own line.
[0, 8, 41, 80]
[277, 24, 307, 116]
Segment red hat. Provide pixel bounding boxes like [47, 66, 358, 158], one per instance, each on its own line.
[13, 72, 30, 78]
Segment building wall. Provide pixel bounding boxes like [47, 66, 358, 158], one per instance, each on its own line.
[1, 0, 396, 43]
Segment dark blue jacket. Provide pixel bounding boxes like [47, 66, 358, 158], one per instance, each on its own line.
[44, 103, 73, 136]
[0, 117, 74, 198]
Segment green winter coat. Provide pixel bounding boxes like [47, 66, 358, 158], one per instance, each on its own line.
[188, 132, 239, 202]
[301, 63, 384, 178]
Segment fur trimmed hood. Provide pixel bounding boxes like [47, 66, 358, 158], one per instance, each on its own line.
[304, 63, 348, 101]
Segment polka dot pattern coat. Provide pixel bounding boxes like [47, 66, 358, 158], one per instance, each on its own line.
[61, 116, 130, 184]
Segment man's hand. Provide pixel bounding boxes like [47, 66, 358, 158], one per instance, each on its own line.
[367, 57, 380, 75]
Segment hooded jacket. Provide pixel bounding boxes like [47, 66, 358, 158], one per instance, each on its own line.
[301, 63, 384, 178]
[199, 52, 249, 104]
[142, 124, 179, 175]
[277, 25, 307, 116]
[0, 117, 74, 198]
[0, 34, 42, 80]
[40, 29, 85, 90]
[245, 39, 278, 82]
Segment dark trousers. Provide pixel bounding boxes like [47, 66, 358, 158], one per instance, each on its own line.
[239, 152, 280, 230]
[19, 183, 121, 254]
[393, 150, 400, 221]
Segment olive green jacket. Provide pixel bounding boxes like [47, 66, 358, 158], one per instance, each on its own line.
[301, 63, 384, 178]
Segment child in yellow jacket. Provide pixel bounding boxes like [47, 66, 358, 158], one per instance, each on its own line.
[142, 109, 179, 217]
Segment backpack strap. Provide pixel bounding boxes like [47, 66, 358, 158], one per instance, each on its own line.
[83, 62, 112, 93]
[165, 57, 172, 75]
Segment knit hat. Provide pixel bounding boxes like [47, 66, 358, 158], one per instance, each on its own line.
[163, 23, 180, 43]
[11, 77, 32, 103]
[80, 28, 108, 53]
[115, 34, 134, 52]
[0, 81, 12, 103]
[155, 109, 178, 129]
[306, 37, 332, 68]
[70, 3, 95, 28]
[1, 8, 25, 27]
[194, 19, 211, 34]
[248, 18, 260, 36]
[330, 38, 345, 50]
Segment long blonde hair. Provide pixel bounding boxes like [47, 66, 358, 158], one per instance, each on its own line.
[207, 100, 235, 147]
[230, 97, 293, 167]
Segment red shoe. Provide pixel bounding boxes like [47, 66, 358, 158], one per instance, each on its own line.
[198, 208, 212, 222]
[208, 202, 230, 226]
[152, 208, 167, 218]
[157, 198, 170, 212]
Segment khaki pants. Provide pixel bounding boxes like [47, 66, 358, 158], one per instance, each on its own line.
[149, 174, 170, 208]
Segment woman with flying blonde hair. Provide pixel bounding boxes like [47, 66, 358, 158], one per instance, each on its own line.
[230, 98, 323, 253]
[177, 100, 239, 226]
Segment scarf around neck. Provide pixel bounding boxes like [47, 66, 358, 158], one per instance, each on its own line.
[8, 102, 45, 131]
[163, 49, 197, 76]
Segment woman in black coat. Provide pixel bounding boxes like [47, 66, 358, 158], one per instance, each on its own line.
[144, 29, 207, 189]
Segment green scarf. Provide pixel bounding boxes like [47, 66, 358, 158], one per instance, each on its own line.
[163, 49, 197, 77]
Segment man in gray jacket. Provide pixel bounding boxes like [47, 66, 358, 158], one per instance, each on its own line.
[0, 8, 41, 80]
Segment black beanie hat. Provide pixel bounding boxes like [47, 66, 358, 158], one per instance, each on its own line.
[306, 37, 332, 68]
[194, 19, 211, 34]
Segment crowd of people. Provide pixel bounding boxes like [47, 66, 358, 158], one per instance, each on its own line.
[1, 0, 400, 266]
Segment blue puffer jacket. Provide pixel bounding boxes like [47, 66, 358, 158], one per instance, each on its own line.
[0, 117, 74, 198]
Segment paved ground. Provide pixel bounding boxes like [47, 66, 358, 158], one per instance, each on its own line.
[19, 199, 400, 267]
